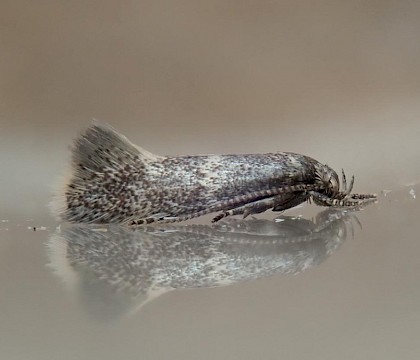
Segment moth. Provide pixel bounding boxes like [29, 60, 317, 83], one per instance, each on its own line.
[52, 122, 377, 225]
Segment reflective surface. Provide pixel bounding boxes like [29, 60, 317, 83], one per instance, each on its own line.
[2, 188, 420, 359]
[2, 1, 420, 359]
[47, 209, 353, 321]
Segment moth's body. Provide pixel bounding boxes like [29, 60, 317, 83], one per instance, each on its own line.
[52, 123, 376, 225]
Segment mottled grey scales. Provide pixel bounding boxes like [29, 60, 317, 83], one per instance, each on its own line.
[52, 122, 377, 225]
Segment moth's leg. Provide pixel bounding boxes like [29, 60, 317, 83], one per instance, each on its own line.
[128, 214, 178, 226]
[128, 218, 155, 225]
[309, 191, 376, 207]
[212, 192, 311, 223]
[271, 192, 309, 212]
[219, 183, 325, 214]
[336, 171, 375, 201]
[180, 183, 323, 224]
[135, 189, 289, 225]
[350, 193, 377, 200]
[212, 197, 279, 223]
[130, 183, 328, 225]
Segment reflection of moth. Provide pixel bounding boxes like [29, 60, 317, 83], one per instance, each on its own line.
[47, 210, 355, 320]
[52, 122, 376, 225]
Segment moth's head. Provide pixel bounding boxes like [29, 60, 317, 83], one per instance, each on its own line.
[315, 164, 340, 196]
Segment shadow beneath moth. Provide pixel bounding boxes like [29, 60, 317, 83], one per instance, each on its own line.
[47, 209, 356, 321]
[52, 122, 377, 225]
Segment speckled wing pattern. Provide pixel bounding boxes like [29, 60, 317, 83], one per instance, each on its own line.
[51, 122, 376, 224]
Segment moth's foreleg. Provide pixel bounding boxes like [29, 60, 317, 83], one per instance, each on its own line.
[309, 191, 376, 207]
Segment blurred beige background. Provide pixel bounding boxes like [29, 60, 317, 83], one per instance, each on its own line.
[1, 0, 420, 219]
[1, 3, 420, 360]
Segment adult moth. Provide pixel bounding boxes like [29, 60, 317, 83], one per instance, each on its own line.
[52, 123, 376, 225]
